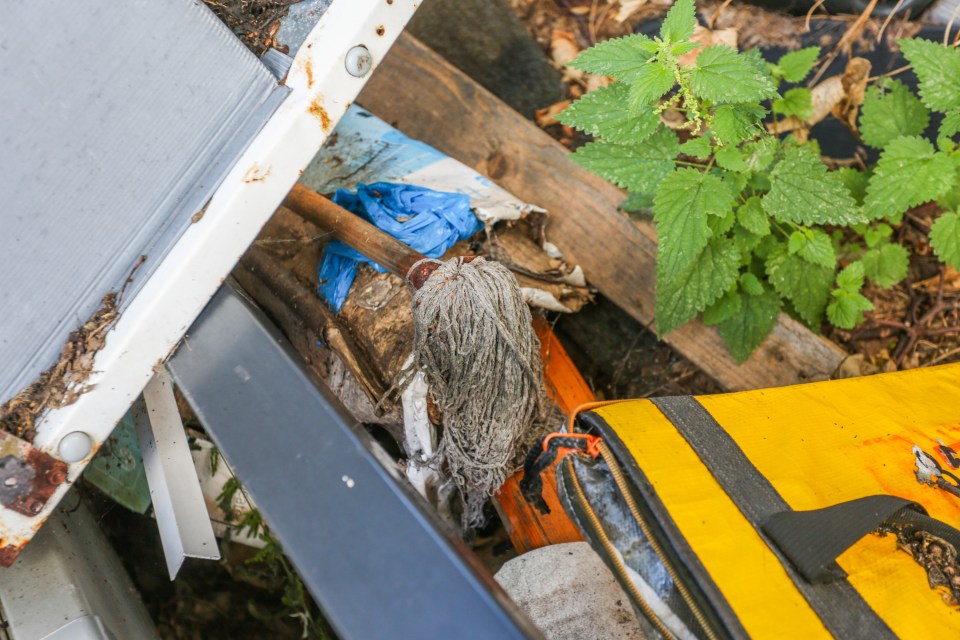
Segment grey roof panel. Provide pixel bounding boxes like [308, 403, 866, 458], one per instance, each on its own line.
[0, 0, 286, 405]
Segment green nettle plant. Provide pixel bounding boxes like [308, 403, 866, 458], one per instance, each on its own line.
[561, 0, 960, 361]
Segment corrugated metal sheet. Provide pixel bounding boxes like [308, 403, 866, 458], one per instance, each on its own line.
[0, 0, 286, 404]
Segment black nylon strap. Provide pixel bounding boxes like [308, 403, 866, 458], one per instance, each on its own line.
[764, 495, 924, 583]
[765, 496, 960, 586]
[650, 396, 896, 640]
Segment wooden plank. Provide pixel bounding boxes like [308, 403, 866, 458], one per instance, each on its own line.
[358, 33, 847, 391]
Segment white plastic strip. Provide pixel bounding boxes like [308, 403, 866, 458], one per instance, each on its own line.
[135, 370, 219, 579]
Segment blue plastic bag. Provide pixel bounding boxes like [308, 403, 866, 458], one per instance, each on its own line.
[318, 182, 481, 311]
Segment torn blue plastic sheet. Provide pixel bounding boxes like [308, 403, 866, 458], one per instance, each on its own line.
[318, 182, 482, 311]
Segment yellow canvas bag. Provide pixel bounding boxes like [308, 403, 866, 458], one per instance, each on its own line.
[523, 363, 960, 639]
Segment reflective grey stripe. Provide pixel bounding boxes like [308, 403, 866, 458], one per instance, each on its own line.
[650, 396, 895, 640]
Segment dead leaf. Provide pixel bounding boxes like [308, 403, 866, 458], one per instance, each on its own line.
[832, 57, 871, 135]
[913, 267, 960, 293]
[551, 30, 582, 80]
[678, 25, 738, 67]
[660, 109, 687, 130]
[766, 57, 870, 137]
[585, 74, 611, 92]
[535, 100, 572, 128]
[550, 29, 609, 90]
[613, 0, 648, 23]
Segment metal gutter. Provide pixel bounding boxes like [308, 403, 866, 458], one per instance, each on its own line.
[167, 284, 541, 640]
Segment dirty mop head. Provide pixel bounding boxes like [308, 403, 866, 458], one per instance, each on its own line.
[409, 256, 556, 530]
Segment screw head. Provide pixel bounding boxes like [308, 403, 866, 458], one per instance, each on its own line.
[344, 45, 373, 78]
[58, 431, 93, 463]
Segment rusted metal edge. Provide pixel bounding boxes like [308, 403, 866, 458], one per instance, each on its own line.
[0, 431, 68, 567]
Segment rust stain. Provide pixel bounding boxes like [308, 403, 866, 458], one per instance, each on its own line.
[304, 59, 314, 88]
[309, 97, 332, 132]
[0, 434, 68, 521]
[191, 205, 208, 223]
[376, 25, 385, 36]
[243, 163, 272, 183]
[0, 544, 21, 568]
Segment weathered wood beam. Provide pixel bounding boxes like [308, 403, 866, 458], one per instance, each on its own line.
[358, 34, 847, 391]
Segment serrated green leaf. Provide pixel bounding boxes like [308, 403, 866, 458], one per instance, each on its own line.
[740, 272, 764, 296]
[672, 41, 705, 56]
[718, 287, 781, 362]
[861, 243, 909, 288]
[737, 197, 770, 236]
[571, 127, 679, 193]
[787, 230, 805, 254]
[620, 191, 655, 213]
[938, 165, 960, 211]
[763, 146, 863, 226]
[722, 170, 748, 198]
[930, 211, 960, 269]
[741, 136, 777, 172]
[766, 245, 834, 327]
[774, 88, 814, 120]
[939, 110, 960, 151]
[775, 47, 820, 83]
[835, 167, 869, 205]
[733, 224, 765, 258]
[660, 0, 697, 44]
[559, 83, 660, 143]
[629, 61, 677, 112]
[703, 287, 742, 325]
[654, 168, 733, 284]
[748, 173, 772, 194]
[859, 79, 930, 149]
[656, 239, 741, 335]
[571, 34, 658, 80]
[864, 223, 893, 248]
[864, 135, 955, 220]
[898, 38, 960, 113]
[788, 228, 836, 268]
[837, 261, 866, 291]
[709, 207, 736, 235]
[715, 146, 748, 171]
[711, 103, 767, 145]
[827, 289, 873, 329]
[690, 46, 778, 104]
[679, 136, 713, 159]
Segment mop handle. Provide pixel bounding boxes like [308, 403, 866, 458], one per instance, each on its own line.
[283, 184, 472, 289]
[284, 183, 425, 276]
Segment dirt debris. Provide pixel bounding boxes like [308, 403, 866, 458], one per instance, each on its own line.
[830, 207, 960, 372]
[202, 0, 298, 56]
[0, 293, 119, 440]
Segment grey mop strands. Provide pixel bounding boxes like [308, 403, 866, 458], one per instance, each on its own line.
[283, 185, 558, 530]
[410, 257, 556, 529]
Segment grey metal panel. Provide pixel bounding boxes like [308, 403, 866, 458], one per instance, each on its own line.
[0, 0, 286, 405]
[167, 285, 540, 640]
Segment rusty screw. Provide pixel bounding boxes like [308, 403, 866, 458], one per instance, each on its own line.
[24, 498, 44, 515]
[46, 468, 67, 486]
